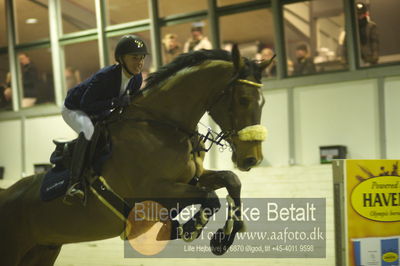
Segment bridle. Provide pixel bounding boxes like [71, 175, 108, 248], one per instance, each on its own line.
[205, 71, 266, 145]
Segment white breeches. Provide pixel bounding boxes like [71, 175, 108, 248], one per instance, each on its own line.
[62, 105, 94, 140]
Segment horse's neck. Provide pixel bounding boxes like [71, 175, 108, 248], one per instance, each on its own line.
[136, 60, 233, 132]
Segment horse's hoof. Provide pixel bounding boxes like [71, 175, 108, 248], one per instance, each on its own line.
[210, 229, 230, 256]
[180, 215, 205, 242]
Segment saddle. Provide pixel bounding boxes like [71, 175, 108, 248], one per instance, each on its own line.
[50, 139, 76, 170]
[40, 122, 112, 202]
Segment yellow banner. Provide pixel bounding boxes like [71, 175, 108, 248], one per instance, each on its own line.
[346, 160, 400, 266]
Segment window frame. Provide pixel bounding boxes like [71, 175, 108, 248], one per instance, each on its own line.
[0, 0, 399, 121]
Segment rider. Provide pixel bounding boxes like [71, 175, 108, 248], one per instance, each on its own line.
[62, 35, 149, 200]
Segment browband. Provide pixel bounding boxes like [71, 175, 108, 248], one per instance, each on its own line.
[237, 79, 263, 88]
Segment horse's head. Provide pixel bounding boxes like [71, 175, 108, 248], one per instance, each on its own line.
[208, 45, 270, 171]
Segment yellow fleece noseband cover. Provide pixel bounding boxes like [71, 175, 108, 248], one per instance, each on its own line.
[237, 125, 268, 141]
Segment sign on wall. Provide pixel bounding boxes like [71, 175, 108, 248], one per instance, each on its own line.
[333, 159, 400, 266]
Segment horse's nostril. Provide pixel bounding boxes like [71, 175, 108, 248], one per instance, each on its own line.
[244, 157, 257, 167]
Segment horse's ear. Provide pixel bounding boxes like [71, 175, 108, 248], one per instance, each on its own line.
[258, 54, 276, 71]
[231, 44, 241, 74]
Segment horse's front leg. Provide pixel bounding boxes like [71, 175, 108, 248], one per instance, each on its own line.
[150, 181, 220, 242]
[197, 170, 241, 206]
[197, 170, 245, 255]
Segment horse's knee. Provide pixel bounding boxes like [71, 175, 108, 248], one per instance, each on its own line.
[221, 171, 241, 188]
[204, 190, 221, 211]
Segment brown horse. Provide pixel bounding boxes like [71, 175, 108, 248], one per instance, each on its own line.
[0, 46, 269, 265]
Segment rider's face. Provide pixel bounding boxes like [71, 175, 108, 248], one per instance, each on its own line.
[122, 54, 145, 75]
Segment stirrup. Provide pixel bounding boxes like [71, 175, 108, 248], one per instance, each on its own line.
[63, 183, 85, 205]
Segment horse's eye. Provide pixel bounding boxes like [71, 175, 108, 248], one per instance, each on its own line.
[239, 97, 250, 106]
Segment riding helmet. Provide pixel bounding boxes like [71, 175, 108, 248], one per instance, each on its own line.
[114, 35, 149, 62]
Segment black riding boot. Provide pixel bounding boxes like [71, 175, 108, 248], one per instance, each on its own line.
[64, 132, 90, 204]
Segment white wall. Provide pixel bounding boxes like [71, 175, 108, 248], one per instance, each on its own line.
[294, 79, 380, 165]
[24, 115, 77, 176]
[385, 76, 400, 158]
[0, 115, 76, 179]
[262, 89, 290, 166]
[0, 120, 22, 179]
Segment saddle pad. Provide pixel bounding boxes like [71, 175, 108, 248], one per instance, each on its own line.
[40, 168, 70, 201]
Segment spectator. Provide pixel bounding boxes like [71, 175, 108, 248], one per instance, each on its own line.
[162, 33, 181, 64]
[338, 2, 379, 66]
[0, 72, 12, 109]
[65, 67, 82, 90]
[222, 41, 234, 52]
[356, 2, 379, 65]
[287, 59, 294, 76]
[19, 53, 39, 108]
[293, 44, 316, 76]
[0, 84, 6, 109]
[183, 22, 212, 53]
[259, 48, 276, 77]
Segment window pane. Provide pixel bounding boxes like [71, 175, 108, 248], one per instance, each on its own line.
[0, 54, 11, 111]
[355, 0, 400, 66]
[61, 0, 96, 34]
[284, 0, 347, 77]
[63, 40, 100, 96]
[18, 48, 54, 108]
[106, 0, 149, 25]
[107, 32, 152, 85]
[161, 20, 212, 65]
[217, 0, 255, 7]
[158, 0, 207, 17]
[220, 9, 275, 77]
[15, 0, 50, 43]
[0, 0, 7, 47]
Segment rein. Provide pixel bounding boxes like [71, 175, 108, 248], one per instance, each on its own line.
[106, 104, 195, 137]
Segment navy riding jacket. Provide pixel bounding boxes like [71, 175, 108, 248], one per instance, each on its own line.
[64, 64, 142, 116]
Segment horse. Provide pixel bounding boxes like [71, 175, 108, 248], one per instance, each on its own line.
[0, 45, 269, 265]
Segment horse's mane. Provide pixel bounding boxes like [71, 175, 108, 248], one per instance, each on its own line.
[144, 49, 232, 90]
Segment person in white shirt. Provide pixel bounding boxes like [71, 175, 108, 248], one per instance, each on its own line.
[183, 24, 212, 53]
